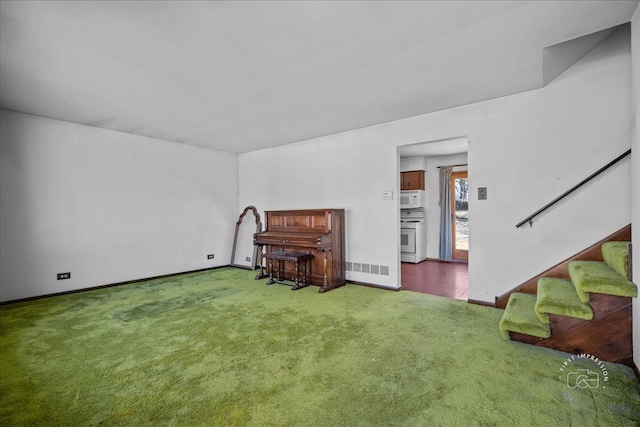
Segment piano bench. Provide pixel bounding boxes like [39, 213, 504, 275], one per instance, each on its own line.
[265, 251, 314, 290]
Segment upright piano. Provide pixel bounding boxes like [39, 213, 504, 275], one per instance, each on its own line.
[254, 209, 345, 293]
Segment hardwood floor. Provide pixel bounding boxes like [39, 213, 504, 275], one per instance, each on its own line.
[401, 259, 468, 300]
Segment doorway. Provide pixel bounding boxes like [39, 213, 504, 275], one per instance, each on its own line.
[397, 137, 470, 300]
[451, 171, 468, 260]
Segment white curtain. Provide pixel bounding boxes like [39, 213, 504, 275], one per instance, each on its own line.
[439, 166, 453, 261]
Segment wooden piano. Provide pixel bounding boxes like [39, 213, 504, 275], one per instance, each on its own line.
[254, 209, 345, 293]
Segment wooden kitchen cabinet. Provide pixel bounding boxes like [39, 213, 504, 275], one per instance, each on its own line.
[401, 170, 425, 190]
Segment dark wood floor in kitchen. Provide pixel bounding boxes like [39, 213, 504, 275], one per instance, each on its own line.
[401, 259, 468, 300]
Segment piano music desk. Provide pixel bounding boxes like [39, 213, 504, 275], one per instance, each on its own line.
[265, 251, 314, 290]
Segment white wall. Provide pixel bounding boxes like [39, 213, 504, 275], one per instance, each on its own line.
[399, 156, 427, 172]
[239, 24, 632, 302]
[631, 4, 640, 371]
[425, 153, 468, 259]
[240, 134, 400, 287]
[0, 110, 239, 302]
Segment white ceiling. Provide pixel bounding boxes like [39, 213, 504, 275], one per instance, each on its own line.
[1, 1, 638, 154]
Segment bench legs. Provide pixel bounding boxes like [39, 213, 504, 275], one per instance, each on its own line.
[291, 260, 309, 290]
[266, 258, 286, 285]
[265, 256, 310, 290]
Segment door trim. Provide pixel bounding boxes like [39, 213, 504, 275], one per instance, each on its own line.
[451, 171, 468, 261]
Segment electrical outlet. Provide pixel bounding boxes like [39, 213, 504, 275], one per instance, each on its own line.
[57, 272, 71, 280]
[478, 187, 488, 200]
[207, 254, 214, 260]
[245, 257, 251, 263]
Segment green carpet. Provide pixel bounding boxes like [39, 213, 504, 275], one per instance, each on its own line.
[569, 261, 638, 303]
[1, 267, 639, 426]
[535, 278, 593, 323]
[602, 241, 630, 279]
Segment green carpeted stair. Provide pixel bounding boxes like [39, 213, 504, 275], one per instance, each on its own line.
[499, 241, 637, 344]
[534, 277, 593, 323]
[569, 260, 636, 303]
[602, 241, 630, 278]
[499, 292, 550, 340]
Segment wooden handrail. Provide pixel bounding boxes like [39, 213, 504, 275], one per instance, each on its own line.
[516, 149, 631, 228]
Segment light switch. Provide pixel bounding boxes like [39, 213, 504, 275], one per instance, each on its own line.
[478, 187, 487, 200]
[382, 190, 393, 201]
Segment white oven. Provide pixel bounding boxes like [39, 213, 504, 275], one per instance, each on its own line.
[401, 227, 416, 253]
[401, 208, 427, 263]
[400, 190, 425, 209]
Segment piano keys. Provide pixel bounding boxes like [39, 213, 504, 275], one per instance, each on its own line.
[254, 209, 345, 293]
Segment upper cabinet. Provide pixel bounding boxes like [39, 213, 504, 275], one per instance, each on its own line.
[401, 170, 425, 190]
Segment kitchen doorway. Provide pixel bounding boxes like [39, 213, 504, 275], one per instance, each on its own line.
[451, 171, 468, 260]
[397, 137, 470, 300]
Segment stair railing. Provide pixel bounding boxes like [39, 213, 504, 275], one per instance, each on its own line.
[516, 149, 631, 228]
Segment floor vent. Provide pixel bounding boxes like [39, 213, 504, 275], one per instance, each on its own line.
[346, 262, 389, 276]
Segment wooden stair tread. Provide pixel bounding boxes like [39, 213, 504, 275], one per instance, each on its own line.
[537, 303, 633, 364]
[547, 292, 630, 335]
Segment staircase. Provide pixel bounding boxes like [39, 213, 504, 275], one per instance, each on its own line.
[498, 231, 637, 367]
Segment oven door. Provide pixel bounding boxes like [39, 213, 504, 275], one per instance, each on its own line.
[400, 228, 416, 253]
